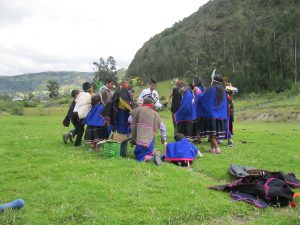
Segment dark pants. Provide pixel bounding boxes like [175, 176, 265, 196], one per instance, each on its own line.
[172, 113, 177, 133]
[70, 112, 79, 137]
[74, 118, 85, 146]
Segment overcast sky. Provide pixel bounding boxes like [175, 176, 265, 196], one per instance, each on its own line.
[0, 0, 209, 76]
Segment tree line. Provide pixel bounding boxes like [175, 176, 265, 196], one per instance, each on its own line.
[126, 0, 299, 93]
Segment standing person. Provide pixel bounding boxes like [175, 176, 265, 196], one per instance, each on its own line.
[197, 74, 227, 154]
[128, 88, 138, 109]
[74, 82, 93, 147]
[62, 89, 80, 144]
[101, 80, 133, 135]
[138, 80, 163, 110]
[129, 96, 167, 165]
[100, 79, 114, 104]
[225, 86, 236, 147]
[192, 77, 205, 144]
[83, 95, 107, 150]
[175, 82, 197, 139]
[168, 80, 183, 132]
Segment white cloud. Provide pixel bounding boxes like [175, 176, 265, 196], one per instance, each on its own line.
[0, 0, 209, 75]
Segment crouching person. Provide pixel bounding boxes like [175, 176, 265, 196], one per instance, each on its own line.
[83, 95, 108, 150]
[165, 133, 203, 167]
[129, 96, 166, 166]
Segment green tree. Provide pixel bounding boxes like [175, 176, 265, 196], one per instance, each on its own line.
[47, 80, 60, 98]
[93, 56, 117, 84]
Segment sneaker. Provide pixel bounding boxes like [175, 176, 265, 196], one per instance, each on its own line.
[153, 153, 163, 166]
[63, 134, 68, 144]
[210, 148, 216, 154]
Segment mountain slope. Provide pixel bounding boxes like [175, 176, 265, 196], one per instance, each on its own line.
[0, 71, 94, 95]
[126, 0, 300, 92]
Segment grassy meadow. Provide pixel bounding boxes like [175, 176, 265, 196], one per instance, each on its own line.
[0, 104, 300, 225]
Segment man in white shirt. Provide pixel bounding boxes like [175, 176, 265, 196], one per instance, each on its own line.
[74, 82, 93, 146]
[138, 80, 163, 110]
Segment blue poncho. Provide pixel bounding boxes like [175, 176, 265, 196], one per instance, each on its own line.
[83, 104, 105, 126]
[134, 139, 155, 162]
[175, 89, 197, 123]
[197, 86, 227, 119]
[165, 138, 198, 161]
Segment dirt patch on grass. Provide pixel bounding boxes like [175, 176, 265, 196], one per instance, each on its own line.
[237, 111, 300, 122]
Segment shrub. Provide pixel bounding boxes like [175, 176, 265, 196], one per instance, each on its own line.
[0, 100, 24, 115]
[23, 101, 38, 107]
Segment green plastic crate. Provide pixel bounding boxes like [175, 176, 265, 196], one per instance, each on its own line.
[102, 140, 129, 158]
[103, 141, 121, 158]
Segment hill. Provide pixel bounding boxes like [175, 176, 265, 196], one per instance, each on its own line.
[0, 71, 95, 95]
[126, 0, 300, 93]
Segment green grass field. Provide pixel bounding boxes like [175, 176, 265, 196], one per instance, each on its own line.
[0, 108, 300, 224]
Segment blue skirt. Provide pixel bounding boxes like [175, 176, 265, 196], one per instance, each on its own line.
[117, 109, 129, 134]
[134, 139, 155, 162]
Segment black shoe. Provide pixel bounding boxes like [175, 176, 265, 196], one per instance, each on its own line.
[153, 153, 163, 166]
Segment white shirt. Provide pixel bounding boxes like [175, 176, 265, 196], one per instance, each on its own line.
[75, 92, 91, 119]
[138, 88, 162, 109]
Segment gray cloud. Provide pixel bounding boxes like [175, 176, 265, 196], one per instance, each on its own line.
[0, 0, 208, 76]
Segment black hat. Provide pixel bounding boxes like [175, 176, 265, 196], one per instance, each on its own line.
[82, 82, 92, 92]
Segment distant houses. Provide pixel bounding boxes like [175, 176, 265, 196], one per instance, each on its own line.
[12, 96, 24, 101]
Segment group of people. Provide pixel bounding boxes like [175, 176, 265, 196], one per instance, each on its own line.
[168, 74, 235, 154]
[62, 74, 236, 166]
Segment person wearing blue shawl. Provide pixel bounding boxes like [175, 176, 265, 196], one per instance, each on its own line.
[197, 74, 227, 154]
[101, 80, 133, 135]
[175, 83, 197, 139]
[83, 95, 108, 150]
[164, 133, 203, 167]
[192, 77, 205, 144]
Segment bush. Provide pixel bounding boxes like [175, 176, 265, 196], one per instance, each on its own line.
[23, 101, 38, 107]
[0, 100, 24, 115]
[57, 98, 69, 104]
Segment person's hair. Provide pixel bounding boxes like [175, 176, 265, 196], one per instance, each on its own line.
[176, 80, 183, 87]
[82, 82, 92, 92]
[120, 80, 129, 88]
[193, 77, 203, 87]
[174, 133, 185, 142]
[91, 95, 102, 106]
[105, 78, 113, 84]
[212, 74, 225, 105]
[227, 90, 233, 95]
[71, 89, 80, 98]
[150, 79, 157, 84]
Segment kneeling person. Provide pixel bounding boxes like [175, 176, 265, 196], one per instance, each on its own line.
[165, 133, 203, 167]
[129, 96, 166, 165]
